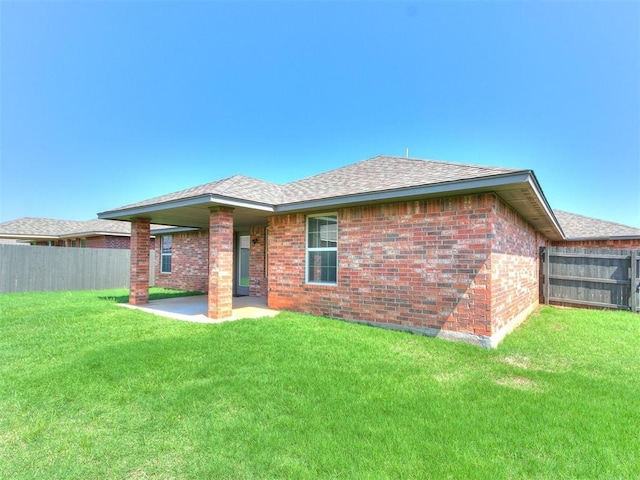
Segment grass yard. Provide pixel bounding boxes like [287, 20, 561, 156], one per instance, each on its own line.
[1, 289, 639, 479]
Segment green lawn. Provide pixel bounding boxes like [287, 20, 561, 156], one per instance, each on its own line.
[1, 289, 638, 479]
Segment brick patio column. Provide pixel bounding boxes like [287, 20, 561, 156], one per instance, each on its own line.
[130, 218, 150, 305]
[208, 206, 234, 319]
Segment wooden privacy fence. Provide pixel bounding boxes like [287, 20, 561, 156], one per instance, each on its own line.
[0, 245, 156, 293]
[542, 247, 639, 312]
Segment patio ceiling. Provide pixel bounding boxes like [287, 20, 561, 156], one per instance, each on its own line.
[107, 201, 272, 231]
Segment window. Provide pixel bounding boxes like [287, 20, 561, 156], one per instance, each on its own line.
[306, 214, 337, 284]
[161, 236, 172, 273]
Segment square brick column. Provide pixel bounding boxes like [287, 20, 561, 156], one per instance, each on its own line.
[130, 218, 151, 305]
[208, 207, 234, 319]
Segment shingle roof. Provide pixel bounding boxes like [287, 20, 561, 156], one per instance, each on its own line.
[99, 154, 570, 239]
[114, 175, 284, 210]
[553, 210, 640, 239]
[65, 219, 135, 236]
[0, 217, 165, 239]
[0, 218, 86, 237]
[281, 155, 521, 203]
[111, 155, 522, 210]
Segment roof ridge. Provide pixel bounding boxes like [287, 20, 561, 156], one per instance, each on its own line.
[113, 177, 231, 210]
[284, 155, 520, 187]
[215, 174, 284, 199]
[214, 175, 245, 194]
[282, 155, 392, 186]
[375, 154, 522, 172]
[223, 173, 282, 185]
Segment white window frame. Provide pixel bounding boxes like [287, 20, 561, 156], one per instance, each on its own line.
[160, 235, 172, 274]
[305, 213, 338, 285]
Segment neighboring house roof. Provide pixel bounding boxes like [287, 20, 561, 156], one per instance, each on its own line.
[0, 218, 86, 238]
[99, 155, 564, 240]
[553, 210, 640, 240]
[0, 217, 164, 241]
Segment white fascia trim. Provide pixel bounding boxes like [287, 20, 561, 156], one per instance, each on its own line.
[98, 194, 275, 219]
[211, 195, 275, 211]
[525, 174, 565, 239]
[60, 232, 131, 238]
[275, 172, 534, 212]
[563, 235, 640, 241]
[98, 195, 212, 219]
[0, 234, 61, 240]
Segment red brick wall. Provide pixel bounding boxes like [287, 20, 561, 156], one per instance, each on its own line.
[490, 199, 546, 341]
[268, 194, 503, 341]
[208, 207, 234, 319]
[85, 236, 131, 249]
[152, 227, 268, 296]
[155, 231, 209, 292]
[250, 226, 268, 297]
[267, 213, 308, 308]
[267, 193, 551, 346]
[130, 219, 151, 305]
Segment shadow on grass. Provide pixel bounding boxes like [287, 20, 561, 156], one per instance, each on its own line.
[98, 289, 205, 304]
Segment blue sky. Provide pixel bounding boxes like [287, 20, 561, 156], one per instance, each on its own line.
[1, 0, 639, 228]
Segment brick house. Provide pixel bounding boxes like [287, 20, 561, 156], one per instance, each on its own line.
[100, 155, 583, 347]
[0, 217, 158, 249]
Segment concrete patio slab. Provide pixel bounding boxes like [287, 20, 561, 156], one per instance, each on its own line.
[118, 295, 279, 324]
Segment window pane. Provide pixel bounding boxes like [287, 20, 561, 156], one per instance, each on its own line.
[161, 255, 171, 273]
[239, 244, 250, 287]
[308, 218, 321, 248]
[307, 216, 337, 248]
[161, 236, 172, 254]
[307, 251, 337, 283]
[161, 236, 172, 273]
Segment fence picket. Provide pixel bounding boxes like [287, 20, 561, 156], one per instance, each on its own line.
[543, 246, 639, 312]
[0, 245, 155, 293]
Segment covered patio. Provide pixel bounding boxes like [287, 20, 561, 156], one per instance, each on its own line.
[119, 295, 279, 324]
[98, 177, 277, 320]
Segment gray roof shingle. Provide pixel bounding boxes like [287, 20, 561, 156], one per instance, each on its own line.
[0, 218, 86, 237]
[114, 175, 284, 210]
[99, 155, 640, 241]
[281, 155, 521, 203]
[110, 155, 522, 211]
[0, 217, 165, 238]
[554, 210, 640, 239]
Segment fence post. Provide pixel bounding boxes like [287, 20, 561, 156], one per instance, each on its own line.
[543, 247, 550, 305]
[631, 250, 638, 313]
